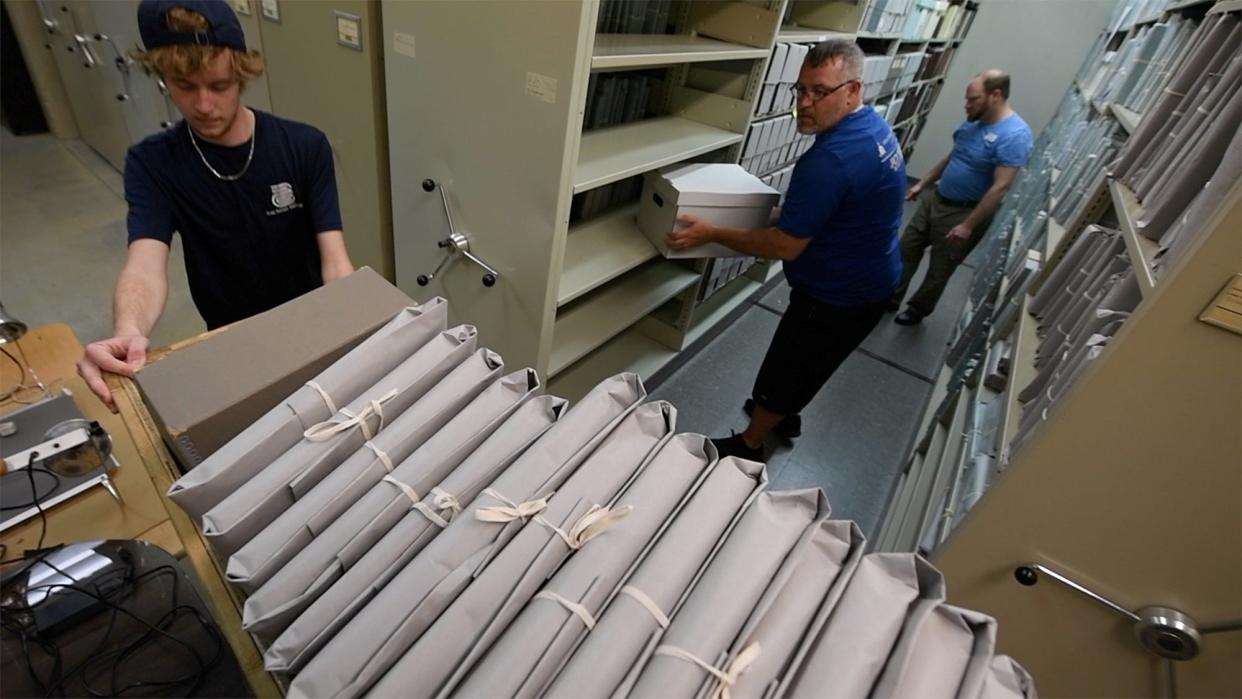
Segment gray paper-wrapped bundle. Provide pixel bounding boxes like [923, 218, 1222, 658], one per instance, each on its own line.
[200, 326, 480, 555]
[626, 489, 827, 699]
[441, 430, 716, 699]
[871, 604, 997, 699]
[544, 456, 766, 699]
[262, 392, 566, 671]
[785, 553, 945, 699]
[729, 519, 865, 699]
[228, 362, 530, 596]
[977, 655, 1039, 699]
[1029, 227, 1104, 317]
[286, 374, 646, 699]
[167, 300, 447, 519]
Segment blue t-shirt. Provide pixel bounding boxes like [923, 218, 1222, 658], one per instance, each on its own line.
[938, 112, 1033, 202]
[125, 110, 343, 329]
[778, 106, 905, 306]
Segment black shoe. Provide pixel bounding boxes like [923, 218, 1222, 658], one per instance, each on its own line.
[742, 399, 802, 443]
[711, 433, 765, 462]
[894, 308, 925, 325]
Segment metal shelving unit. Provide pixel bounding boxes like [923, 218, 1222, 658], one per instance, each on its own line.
[591, 34, 771, 69]
[1108, 178, 1159, 295]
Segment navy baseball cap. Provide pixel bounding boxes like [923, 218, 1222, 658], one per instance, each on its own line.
[138, 0, 247, 51]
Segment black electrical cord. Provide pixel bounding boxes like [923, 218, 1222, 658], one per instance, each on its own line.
[0, 345, 23, 376]
[3, 563, 223, 698]
[0, 468, 61, 511]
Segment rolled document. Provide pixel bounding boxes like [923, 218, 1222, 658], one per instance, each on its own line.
[167, 299, 447, 519]
[374, 405, 685, 699]
[977, 655, 1039, 699]
[544, 456, 766, 699]
[728, 518, 865, 699]
[626, 489, 827, 699]
[227, 363, 530, 597]
[871, 603, 997, 699]
[262, 392, 565, 671]
[784, 553, 945, 699]
[199, 328, 480, 556]
[285, 374, 646, 699]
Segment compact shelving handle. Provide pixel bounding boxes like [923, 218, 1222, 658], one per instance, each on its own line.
[415, 179, 499, 288]
[1014, 562, 1242, 698]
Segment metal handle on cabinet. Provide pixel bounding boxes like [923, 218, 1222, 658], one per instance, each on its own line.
[415, 179, 499, 288]
[93, 33, 133, 100]
[1014, 562, 1242, 698]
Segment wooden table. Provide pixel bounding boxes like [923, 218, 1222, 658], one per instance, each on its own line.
[0, 324, 281, 697]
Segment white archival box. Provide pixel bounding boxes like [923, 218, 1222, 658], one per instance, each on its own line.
[637, 163, 780, 259]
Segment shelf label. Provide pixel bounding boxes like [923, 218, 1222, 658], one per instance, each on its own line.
[525, 72, 557, 104]
[393, 31, 416, 59]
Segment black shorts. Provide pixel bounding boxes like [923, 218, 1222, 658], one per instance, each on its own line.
[752, 288, 888, 416]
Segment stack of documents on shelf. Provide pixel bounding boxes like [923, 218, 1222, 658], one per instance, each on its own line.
[1112, 12, 1241, 244]
[595, 0, 672, 34]
[164, 301, 1039, 699]
[1008, 226, 1141, 462]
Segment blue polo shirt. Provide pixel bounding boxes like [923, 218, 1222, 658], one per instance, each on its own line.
[938, 112, 1033, 202]
[125, 110, 343, 329]
[778, 106, 905, 306]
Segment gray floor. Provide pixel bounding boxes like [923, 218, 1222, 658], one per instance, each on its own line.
[0, 129, 203, 349]
[2, 128, 973, 540]
[650, 210, 977, 538]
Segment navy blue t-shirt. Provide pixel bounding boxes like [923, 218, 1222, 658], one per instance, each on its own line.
[125, 109, 343, 329]
[778, 106, 905, 306]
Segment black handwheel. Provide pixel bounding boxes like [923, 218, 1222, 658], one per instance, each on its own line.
[421, 179, 436, 192]
[416, 274, 431, 286]
[482, 274, 496, 287]
[1014, 566, 1038, 586]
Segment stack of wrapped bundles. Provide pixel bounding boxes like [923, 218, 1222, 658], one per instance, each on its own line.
[167, 300, 1039, 699]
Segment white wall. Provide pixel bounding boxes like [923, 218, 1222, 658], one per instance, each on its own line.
[907, 0, 1114, 177]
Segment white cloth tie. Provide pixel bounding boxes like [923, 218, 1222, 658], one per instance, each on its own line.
[413, 487, 463, 528]
[654, 642, 761, 699]
[535, 504, 632, 550]
[474, 488, 553, 524]
[382, 475, 420, 505]
[304, 381, 338, 414]
[620, 585, 670, 629]
[534, 590, 596, 630]
[366, 441, 394, 472]
[303, 388, 398, 442]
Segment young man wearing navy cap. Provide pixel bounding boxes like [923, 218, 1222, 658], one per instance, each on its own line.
[667, 40, 905, 461]
[77, 0, 354, 411]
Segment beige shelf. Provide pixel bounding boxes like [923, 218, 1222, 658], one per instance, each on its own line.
[857, 31, 904, 39]
[1210, 0, 1242, 14]
[685, 274, 762, 347]
[547, 326, 680, 401]
[997, 296, 1039, 458]
[776, 26, 855, 43]
[1111, 104, 1142, 134]
[1047, 217, 1068, 258]
[1108, 178, 1158, 296]
[591, 34, 769, 70]
[575, 117, 744, 193]
[549, 260, 700, 375]
[558, 204, 657, 306]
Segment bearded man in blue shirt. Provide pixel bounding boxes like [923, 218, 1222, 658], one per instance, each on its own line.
[667, 40, 905, 461]
[893, 69, 1033, 325]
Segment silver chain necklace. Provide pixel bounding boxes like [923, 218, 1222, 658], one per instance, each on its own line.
[188, 117, 256, 181]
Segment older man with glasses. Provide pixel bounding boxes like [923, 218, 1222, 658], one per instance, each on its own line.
[666, 39, 906, 462]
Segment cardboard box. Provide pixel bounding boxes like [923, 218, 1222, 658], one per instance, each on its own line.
[637, 163, 780, 259]
[135, 267, 415, 470]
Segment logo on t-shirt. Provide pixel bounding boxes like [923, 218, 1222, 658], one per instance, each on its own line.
[983, 132, 999, 144]
[267, 182, 304, 216]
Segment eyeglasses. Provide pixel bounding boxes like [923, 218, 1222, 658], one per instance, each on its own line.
[789, 79, 859, 105]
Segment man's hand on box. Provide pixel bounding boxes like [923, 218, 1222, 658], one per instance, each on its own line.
[666, 214, 716, 252]
[76, 334, 149, 413]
